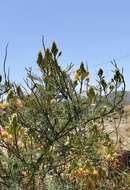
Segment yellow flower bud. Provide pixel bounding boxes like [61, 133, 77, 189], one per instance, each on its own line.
[106, 154, 112, 160]
[74, 71, 80, 81]
[93, 169, 98, 175]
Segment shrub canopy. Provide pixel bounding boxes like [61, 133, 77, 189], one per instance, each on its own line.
[0, 42, 129, 190]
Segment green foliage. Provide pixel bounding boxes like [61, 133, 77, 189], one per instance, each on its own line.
[0, 41, 128, 190]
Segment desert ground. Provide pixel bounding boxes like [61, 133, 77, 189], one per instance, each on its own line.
[120, 105, 130, 150]
[106, 105, 130, 150]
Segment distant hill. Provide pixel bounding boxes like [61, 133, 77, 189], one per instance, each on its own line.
[124, 91, 130, 105]
[107, 91, 130, 105]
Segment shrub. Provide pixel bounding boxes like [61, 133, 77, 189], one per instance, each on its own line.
[0, 41, 128, 190]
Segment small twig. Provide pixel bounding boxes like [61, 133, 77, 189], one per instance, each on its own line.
[3, 43, 9, 83]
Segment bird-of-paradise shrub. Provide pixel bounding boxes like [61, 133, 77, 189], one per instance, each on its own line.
[0, 41, 129, 190]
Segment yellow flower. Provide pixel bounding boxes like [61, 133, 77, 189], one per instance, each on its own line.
[93, 169, 98, 175]
[0, 102, 8, 109]
[106, 153, 115, 161]
[0, 129, 13, 144]
[113, 152, 118, 157]
[0, 130, 9, 139]
[85, 168, 90, 174]
[78, 167, 84, 172]
[105, 152, 117, 161]
[16, 99, 23, 108]
[74, 71, 81, 81]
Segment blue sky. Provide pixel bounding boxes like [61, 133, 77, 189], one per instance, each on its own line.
[0, 0, 130, 90]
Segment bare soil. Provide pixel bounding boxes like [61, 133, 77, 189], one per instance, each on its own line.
[107, 105, 130, 150]
[120, 105, 130, 150]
